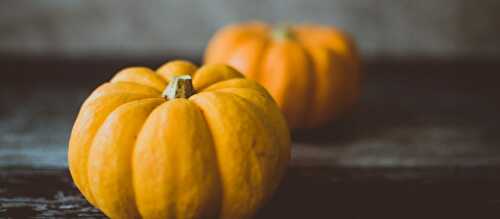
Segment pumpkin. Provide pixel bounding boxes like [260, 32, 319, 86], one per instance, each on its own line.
[204, 21, 361, 128]
[68, 60, 290, 219]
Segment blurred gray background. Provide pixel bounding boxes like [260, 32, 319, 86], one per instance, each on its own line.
[1, 0, 499, 59]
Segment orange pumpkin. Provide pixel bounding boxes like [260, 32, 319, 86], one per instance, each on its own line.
[68, 60, 290, 219]
[205, 21, 361, 128]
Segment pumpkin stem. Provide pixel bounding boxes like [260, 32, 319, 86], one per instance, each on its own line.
[272, 25, 294, 40]
[162, 75, 195, 100]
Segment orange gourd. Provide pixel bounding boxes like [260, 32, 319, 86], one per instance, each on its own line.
[68, 60, 290, 219]
[205, 21, 361, 128]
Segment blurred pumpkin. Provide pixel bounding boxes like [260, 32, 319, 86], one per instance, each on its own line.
[68, 60, 290, 219]
[205, 21, 361, 128]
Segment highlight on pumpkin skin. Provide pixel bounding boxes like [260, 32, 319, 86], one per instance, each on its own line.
[111, 67, 167, 91]
[204, 21, 362, 128]
[192, 64, 245, 91]
[67, 60, 291, 219]
[156, 60, 198, 82]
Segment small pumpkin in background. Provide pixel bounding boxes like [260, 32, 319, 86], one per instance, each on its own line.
[68, 60, 290, 219]
[205, 21, 361, 128]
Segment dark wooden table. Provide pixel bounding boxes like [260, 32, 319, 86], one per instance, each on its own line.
[1, 57, 500, 218]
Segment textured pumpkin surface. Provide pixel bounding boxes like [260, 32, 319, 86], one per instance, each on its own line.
[205, 21, 361, 128]
[68, 60, 291, 219]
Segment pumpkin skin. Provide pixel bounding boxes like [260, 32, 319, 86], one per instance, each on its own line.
[68, 60, 290, 219]
[204, 21, 361, 128]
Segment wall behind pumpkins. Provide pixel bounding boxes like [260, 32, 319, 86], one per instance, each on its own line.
[0, 0, 499, 59]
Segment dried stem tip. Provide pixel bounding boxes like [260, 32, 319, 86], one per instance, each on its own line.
[162, 75, 194, 100]
[272, 25, 294, 40]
